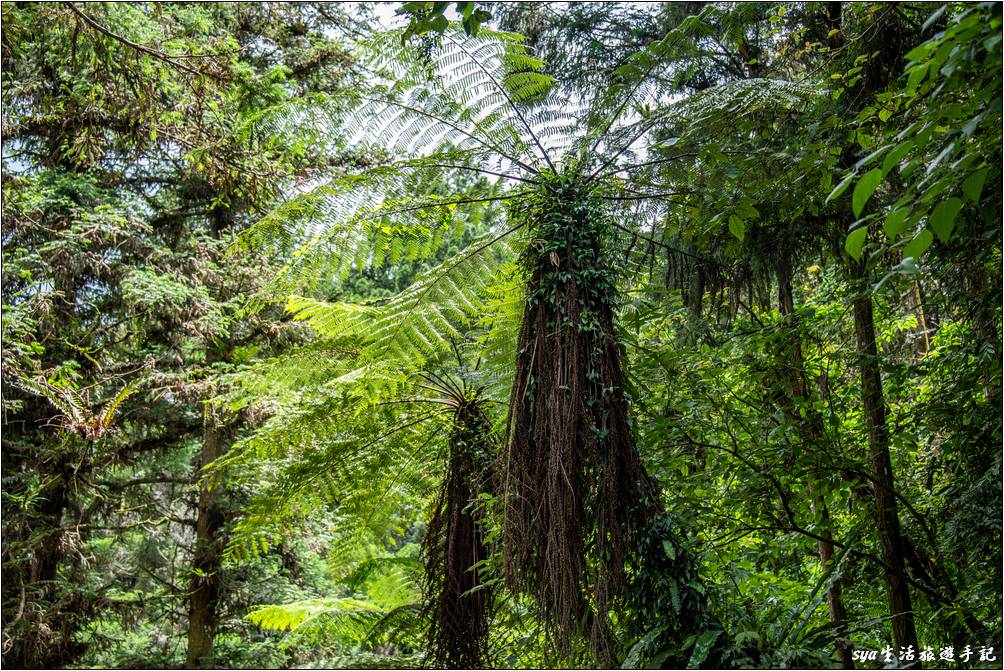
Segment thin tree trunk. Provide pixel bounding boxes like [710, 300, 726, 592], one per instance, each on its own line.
[185, 411, 229, 668]
[3, 446, 93, 669]
[813, 502, 854, 668]
[7, 462, 74, 668]
[912, 280, 930, 357]
[849, 259, 919, 656]
[687, 258, 705, 323]
[186, 203, 235, 668]
[775, 257, 854, 669]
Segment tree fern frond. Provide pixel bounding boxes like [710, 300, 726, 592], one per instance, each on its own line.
[277, 225, 525, 373]
[361, 228, 520, 366]
[233, 91, 346, 161]
[241, 168, 512, 311]
[220, 397, 443, 563]
[440, 32, 556, 172]
[363, 603, 424, 647]
[246, 597, 386, 645]
[590, 77, 819, 182]
[460, 262, 524, 421]
[337, 26, 584, 172]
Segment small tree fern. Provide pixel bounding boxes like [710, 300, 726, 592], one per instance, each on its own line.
[418, 370, 497, 668]
[215, 332, 503, 667]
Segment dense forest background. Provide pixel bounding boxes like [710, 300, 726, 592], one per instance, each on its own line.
[1, 2, 1001, 669]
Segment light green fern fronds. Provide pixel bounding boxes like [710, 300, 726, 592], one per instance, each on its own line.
[346, 27, 562, 167]
[246, 597, 419, 650]
[281, 224, 525, 372]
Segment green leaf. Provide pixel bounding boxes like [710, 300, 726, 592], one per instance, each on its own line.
[855, 144, 890, 170]
[623, 629, 662, 669]
[904, 229, 934, 260]
[906, 63, 929, 94]
[687, 629, 723, 669]
[662, 540, 676, 560]
[961, 113, 983, 138]
[430, 13, 449, 33]
[929, 197, 963, 243]
[728, 215, 745, 241]
[883, 208, 911, 238]
[852, 168, 883, 217]
[962, 168, 988, 203]
[926, 142, 956, 175]
[921, 5, 947, 32]
[825, 171, 855, 205]
[845, 226, 868, 261]
[881, 140, 914, 174]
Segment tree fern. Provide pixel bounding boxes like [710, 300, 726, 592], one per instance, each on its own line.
[232, 19, 824, 667]
[246, 595, 423, 657]
[219, 345, 502, 666]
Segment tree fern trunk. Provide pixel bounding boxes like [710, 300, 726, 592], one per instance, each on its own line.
[423, 402, 494, 668]
[502, 182, 716, 665]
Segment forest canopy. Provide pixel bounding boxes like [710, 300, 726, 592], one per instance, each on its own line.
[1, 2, 1001, 669]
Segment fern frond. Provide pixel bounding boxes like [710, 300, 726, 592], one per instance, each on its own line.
[279, 225, 525, 373]
[590, 77, 819, 182]
[9, 376, 81, 427]
[219, 393, 443, 564]
[97, 383, 135, 429]
[246, 597, 386, 646]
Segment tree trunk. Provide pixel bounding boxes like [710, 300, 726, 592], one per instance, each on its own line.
[185, 203, 235, 668]
[185, 415, 229, 668]
[813, 503, 854, 669]
[775, 257, 854, 669]
[912, 280, 931, 357]
[849, 259, 919, 656]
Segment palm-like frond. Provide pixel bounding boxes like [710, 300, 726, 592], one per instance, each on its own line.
[219, 390, 442, 562]
[242, 19, 819, 344]
[11, 376, 87, 429]
[350, 27, 565, 168]
[97, 384, 136, 430]
[10, 374, 134, 441]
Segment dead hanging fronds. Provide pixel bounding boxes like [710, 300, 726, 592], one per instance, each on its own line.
[501, 178, 659, 664]
[420, 369, 496, 669]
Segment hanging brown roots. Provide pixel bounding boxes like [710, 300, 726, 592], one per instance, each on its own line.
[501, 183, 657, 664]
[422, 395, 495, 669]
